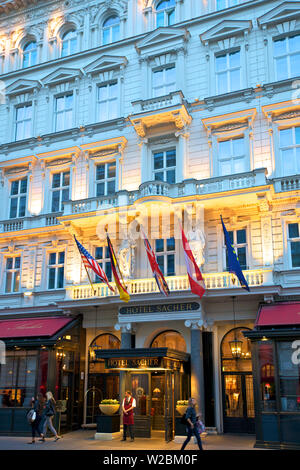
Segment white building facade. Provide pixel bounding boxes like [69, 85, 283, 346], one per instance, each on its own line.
[0, 0, 300, 439]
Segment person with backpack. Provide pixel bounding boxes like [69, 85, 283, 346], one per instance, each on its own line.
[27, 393, 45, 444]
[181, 397, 203, 451]
[40, 391, 61, 442]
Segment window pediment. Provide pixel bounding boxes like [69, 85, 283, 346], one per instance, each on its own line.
[258, 1, 300, 28]
[6, 79, 41, 97]
[200, 20, 252, 45]
[136, 27, 189, 55]
[262, 101, 300, 124]
[202, 108, 257, 136]
[84, 55, 127, 76]
[42, 67, 82, 87]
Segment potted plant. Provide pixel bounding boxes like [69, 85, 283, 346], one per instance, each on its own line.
[99, 399, 120, 416]
[176, 400, 189, 415]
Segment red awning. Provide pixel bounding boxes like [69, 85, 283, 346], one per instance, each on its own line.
[0, 317, 73, 339]
[255, 302, 300, 327]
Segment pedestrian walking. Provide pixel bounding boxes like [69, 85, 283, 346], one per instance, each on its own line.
[28, 393, 45, 444]
[121, 390, 136, 442]
[181, 398, 203, 451]
[40, 391, 61, 442]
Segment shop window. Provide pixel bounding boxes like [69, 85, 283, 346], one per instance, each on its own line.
[5, 256, 21, 293]
[279, 126, 300, 176]
[51, 170, 70, 212]
[278, 341, 300, 412]
[156, 0, 175, 27]
[0, 350, 38, 408]
[288, 223, 300, 268]
[102, 16, 120, 45]
[9, 177, 27, 219]
[155, 238, 175, 276]
[150, 330, 186, 352]
[274, 34, 300, 81]
[258, 341, 276, 411]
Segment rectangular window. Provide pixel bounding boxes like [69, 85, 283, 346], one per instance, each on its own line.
[224, 228, 247, 271]
[5, 256, 21, 293]
[278, 342, 300, 412]
[218, 137, 246, 176]
[55, 94, 73, 131]
[279, 126, 300, 176]
[274, 34, 300, 81]
[0, 350, 38, 408]
[258, 342, 277, 411]
[216, 0, 239, 10]
[97, 82, 118, 122]
[51, 171, 70, 212]
[95, 246, 112, 282]
[152, 66, 176, 97]
[9, 177, 27, 219]
[216, 50, 241, 94]
[288, 223, 300, 268]
[15, 104, 32, 141]
[153, 149, 176, 184]
[95, 162, 116, 196]
[48, 251, 65, 289]
[155, 238, 175, 276]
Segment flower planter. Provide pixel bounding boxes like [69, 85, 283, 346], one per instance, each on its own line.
[176, 405, 188, 416]
[99, 404, 120, 416]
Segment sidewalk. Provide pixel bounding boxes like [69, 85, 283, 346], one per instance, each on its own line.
[0, 430, 259, 451]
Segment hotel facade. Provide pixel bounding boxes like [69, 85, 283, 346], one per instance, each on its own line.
[0, 0, 300, 448]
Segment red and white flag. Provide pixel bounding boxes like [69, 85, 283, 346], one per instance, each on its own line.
[181, 227, 205, 299]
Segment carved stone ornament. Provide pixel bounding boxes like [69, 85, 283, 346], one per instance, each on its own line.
[118, 234, 137, 280]
[187, 226, 206, 266]
[275, 110, 300, 121]
[46, 158, 72, 167]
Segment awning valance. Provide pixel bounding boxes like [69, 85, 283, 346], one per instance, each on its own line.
[0, 316, 74, 339]
[255, 302, 300, 328]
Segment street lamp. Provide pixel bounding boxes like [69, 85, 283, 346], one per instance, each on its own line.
[229, 296, 243, 358]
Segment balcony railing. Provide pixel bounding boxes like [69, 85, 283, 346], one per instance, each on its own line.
[0, 213, 62, 233]
[67, 269, 273, 301]
[273, 176, 300, 192]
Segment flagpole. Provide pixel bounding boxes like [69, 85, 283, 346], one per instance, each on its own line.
[74, 235, 97, 297]
[105, 227, 128, 290]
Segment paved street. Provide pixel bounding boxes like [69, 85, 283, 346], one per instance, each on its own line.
[0, 430, 259, 451]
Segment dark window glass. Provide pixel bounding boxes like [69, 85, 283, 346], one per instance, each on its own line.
[289, 223, 299, 238]
[155, 239, 164, 252]
[96, 165, 105, 180]
[167, 254, 175, 276]
[237, 229, 246, 244]
[291, 242, 300, 267]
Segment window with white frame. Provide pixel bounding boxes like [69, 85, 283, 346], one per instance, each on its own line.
[15, 103, 33, 141]
[279, 126, 300, 176]
[102, 16, 120, 45]
[9, 177, 27, 219]
[152, 66, 176, 97]
[61, 30, 77, 57]
[274, 34, 300, 81]
[5, 256, 21, 293]
[216, 50, 241, 94]
[51, 171, 70, 212]
[216, 0, 239, 10]
[153, 148, 176, 184]
[97, 82, 118, 122]
[224, 228, 248, 271]
[95, 246, 112, 282]
[55, 93, 73, 131]
[22, 41, 37, 68]
[287, 223, 300, 268]
[95, 162, 116, 196]
[155, 238, 175, 276]
[156, 0, 175, 27]
[47, 251, 65, 289]
[218, 137, 246, 176]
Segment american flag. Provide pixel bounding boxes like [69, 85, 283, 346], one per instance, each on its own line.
[141, 227, 170, 297]
[74, 236, 114, 292]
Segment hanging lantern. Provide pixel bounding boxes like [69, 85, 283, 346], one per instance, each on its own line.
[229, 338, 243, 358]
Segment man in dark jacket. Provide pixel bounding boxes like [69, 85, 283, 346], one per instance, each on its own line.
[181, 397, 203, 451]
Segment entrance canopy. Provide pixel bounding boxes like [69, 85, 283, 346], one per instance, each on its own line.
[255, 302, 300, 328]
[94, 348, 190, 371]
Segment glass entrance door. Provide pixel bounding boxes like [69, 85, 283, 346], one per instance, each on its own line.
[223, 373, 255, 433]
[130, 373, 151, 438]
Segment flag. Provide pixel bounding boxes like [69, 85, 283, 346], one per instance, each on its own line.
[74, 236, 114, 292]
[181, 226, 206, 299]
[140, 226, 170, 297]
[106, 233, 130, 303]
[220, 215, 250, 291]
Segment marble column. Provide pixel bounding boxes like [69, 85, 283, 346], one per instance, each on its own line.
[185, 319, 205, 420]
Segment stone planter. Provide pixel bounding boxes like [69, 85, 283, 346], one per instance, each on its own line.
[176, 405, 188, 416]
[99, 404, 120, 416]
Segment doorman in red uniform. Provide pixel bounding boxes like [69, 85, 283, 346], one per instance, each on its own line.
[121, 390, 136, 441]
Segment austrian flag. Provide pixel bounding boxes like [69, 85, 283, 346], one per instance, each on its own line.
[181, 227, 206, 299]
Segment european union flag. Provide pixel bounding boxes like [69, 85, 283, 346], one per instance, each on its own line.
[220, 215, 250, 292]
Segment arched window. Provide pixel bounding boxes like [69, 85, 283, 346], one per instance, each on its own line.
[90, 333, 120, 351]
[102, 16, 120, 45]
[150, 330, 186, 352]
[22, 41, 37, 68]
[61, 30, 77, 57]
[156, 0, 175, 28]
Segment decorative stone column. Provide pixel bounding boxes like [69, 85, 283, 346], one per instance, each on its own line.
[115, 323, 135, 403]
[185, 319, 205, 420]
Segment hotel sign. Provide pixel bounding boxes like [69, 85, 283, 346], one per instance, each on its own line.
[119, 302, 200, 315]
[105, 357, 162, 369]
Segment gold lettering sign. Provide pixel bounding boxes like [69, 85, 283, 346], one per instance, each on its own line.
[105, 357, 161, 369]
[119, 302, 200, 315]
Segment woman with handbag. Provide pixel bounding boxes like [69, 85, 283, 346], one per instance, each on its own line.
[40, 391, 61, 442]
[28, 393, 45, 444]
[181, 398, 203, 451]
